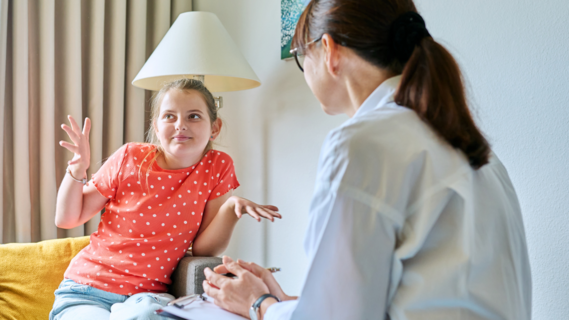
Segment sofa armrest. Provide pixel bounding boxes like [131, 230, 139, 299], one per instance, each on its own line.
[169, 256, 222, 297]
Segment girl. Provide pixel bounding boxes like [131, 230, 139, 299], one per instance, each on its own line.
[49, 79, 280, 320]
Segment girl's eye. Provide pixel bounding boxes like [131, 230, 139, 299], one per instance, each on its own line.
[189, 114, 200, 119]
[164, 114, 174, 119]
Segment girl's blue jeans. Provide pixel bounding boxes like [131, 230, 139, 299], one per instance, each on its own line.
[49, 279, 175, 320]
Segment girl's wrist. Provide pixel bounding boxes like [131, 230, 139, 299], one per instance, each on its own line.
[68, 165, 87, 180]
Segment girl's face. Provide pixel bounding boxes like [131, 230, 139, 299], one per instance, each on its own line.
[154, 89, 218, 163]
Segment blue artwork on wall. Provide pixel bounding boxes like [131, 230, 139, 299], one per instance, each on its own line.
[281, 0, 310, 60]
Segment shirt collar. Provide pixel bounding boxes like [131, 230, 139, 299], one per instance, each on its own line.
[353, 75, 402, 119]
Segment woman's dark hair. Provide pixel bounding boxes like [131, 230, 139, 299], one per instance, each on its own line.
[293, 0, 490, 169]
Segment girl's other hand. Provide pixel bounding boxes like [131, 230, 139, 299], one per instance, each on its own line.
[59, 116, 91, 175]
[227, 196, 281, 222]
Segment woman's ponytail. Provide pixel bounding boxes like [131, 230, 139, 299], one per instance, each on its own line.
[395, 37, 490, 169]
[293, 1, 490, 169]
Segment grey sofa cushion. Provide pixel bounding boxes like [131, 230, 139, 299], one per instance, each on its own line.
[169, 256, 222, 297]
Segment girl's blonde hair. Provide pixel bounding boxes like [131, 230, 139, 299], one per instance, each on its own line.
[139, 79, 219, 189]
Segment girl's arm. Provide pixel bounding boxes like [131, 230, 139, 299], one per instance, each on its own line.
[55, 116, 108, 229]
[192, 192, 281, 257]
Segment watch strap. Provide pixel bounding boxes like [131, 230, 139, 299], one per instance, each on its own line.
[251, 293, 280, 319]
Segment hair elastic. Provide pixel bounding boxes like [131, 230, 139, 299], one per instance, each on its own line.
[389, 12, 431, 63]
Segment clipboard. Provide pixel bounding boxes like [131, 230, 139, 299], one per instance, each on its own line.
[155, 294, 247, 320]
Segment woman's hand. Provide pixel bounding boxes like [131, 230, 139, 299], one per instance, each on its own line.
[59, 115, 91, 177]
[214, 257, 295, 302]
[203, 256, 272, 318]
[226, 196, 281, 222]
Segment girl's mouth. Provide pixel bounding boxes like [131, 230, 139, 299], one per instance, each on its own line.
[173, 135, 191, 141]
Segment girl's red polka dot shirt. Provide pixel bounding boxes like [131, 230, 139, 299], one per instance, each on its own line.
[64, 143, 240, 296]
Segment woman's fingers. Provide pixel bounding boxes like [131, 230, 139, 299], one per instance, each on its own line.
[59, 141, 79, 154]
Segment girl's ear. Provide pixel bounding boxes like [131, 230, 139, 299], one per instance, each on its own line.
[210, 118, 222, 140]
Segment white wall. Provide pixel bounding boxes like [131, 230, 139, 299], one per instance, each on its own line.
[194, 0, 569, 318]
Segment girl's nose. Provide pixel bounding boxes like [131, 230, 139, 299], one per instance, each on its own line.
[175, 119, 187, 131]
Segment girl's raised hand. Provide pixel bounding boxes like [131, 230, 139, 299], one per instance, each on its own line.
[59, 116, 91, 174]
[228, 196, 281, 222]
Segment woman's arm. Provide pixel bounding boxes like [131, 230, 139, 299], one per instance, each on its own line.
[55, 116, 108, 229]
[192, 193, 281, 257]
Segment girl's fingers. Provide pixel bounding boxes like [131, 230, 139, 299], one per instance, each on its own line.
[245, 206, 261, 221]
[262, 205, 279, 212]
[255, 207, 274, 222]
[264, 208, 282, 219]
[68, 158, 82, 165]
[61, 125, 80, 144]
[83, 117, 91, 136]
[68, 115, 81, 133]
[234, 203, 242, 218]
[59, 141, 79, 154]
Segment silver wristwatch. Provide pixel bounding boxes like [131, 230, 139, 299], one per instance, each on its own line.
[249, 294, 280, 320]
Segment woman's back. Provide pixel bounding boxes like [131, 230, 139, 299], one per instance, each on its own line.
[295, 76, 531, 319]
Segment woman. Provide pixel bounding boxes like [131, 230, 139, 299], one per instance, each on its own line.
[203, 0, 532, 319]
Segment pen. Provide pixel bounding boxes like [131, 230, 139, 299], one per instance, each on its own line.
[220, 267, 281, 279]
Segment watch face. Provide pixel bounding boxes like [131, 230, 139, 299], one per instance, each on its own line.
[249, 307, 258, 320]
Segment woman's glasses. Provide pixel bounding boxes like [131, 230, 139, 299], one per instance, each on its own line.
[289, 36, 322, 72]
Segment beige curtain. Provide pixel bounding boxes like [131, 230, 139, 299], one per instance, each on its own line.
[0, 0, 193, 244]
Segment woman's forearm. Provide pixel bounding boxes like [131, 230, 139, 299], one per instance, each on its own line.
[55, 166, 87, 229]
[192, 200, 239, 256]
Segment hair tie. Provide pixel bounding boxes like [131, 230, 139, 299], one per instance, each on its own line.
[389, 12, 431, 63]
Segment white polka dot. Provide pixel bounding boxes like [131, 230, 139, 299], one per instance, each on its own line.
[161, 223, 165, 226]
[146, 222, 150, 225]
[177, 212, 181, 215]
[183, 203, 186, 206]
[187, 190, 191, 193]
[184, 221, 187, 224]
[217, 192, 220, 196]
[152, 246, 155, 250]
[143, 193, 146, 196]
[158, 177, 161, 180]
[192, 212, 195, 215]
[168, 175, 172, 179]
[151, 185, 154, 188]
[156, 257, 160, 261]
[120, 285, 123, 288]
[140, 213, 144, 216]
[148, 264, 151, 267]
[133, 220, 136, 223]
[178, 195, 182, 198]
[148, 206, 151, 209]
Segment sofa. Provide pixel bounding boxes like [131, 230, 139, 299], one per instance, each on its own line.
[0, 236, 221, 320]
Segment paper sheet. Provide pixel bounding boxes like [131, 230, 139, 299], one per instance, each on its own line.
[157, 294, 247, 320]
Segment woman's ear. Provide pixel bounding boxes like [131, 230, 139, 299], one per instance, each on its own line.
[210, 118, 222, 140]
[321, 34, 341, 77]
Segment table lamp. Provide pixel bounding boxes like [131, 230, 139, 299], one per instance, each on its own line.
[132, 11, 261, 108]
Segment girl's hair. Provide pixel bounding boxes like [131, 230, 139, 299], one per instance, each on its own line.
[139, 79, 219, 188]
[293, 0, 490, 169]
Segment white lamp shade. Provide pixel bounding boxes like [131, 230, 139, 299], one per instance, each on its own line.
[132, 12, 261, 92]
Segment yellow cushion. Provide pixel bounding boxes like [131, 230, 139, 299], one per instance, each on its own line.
[0, 236, 90, 320]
